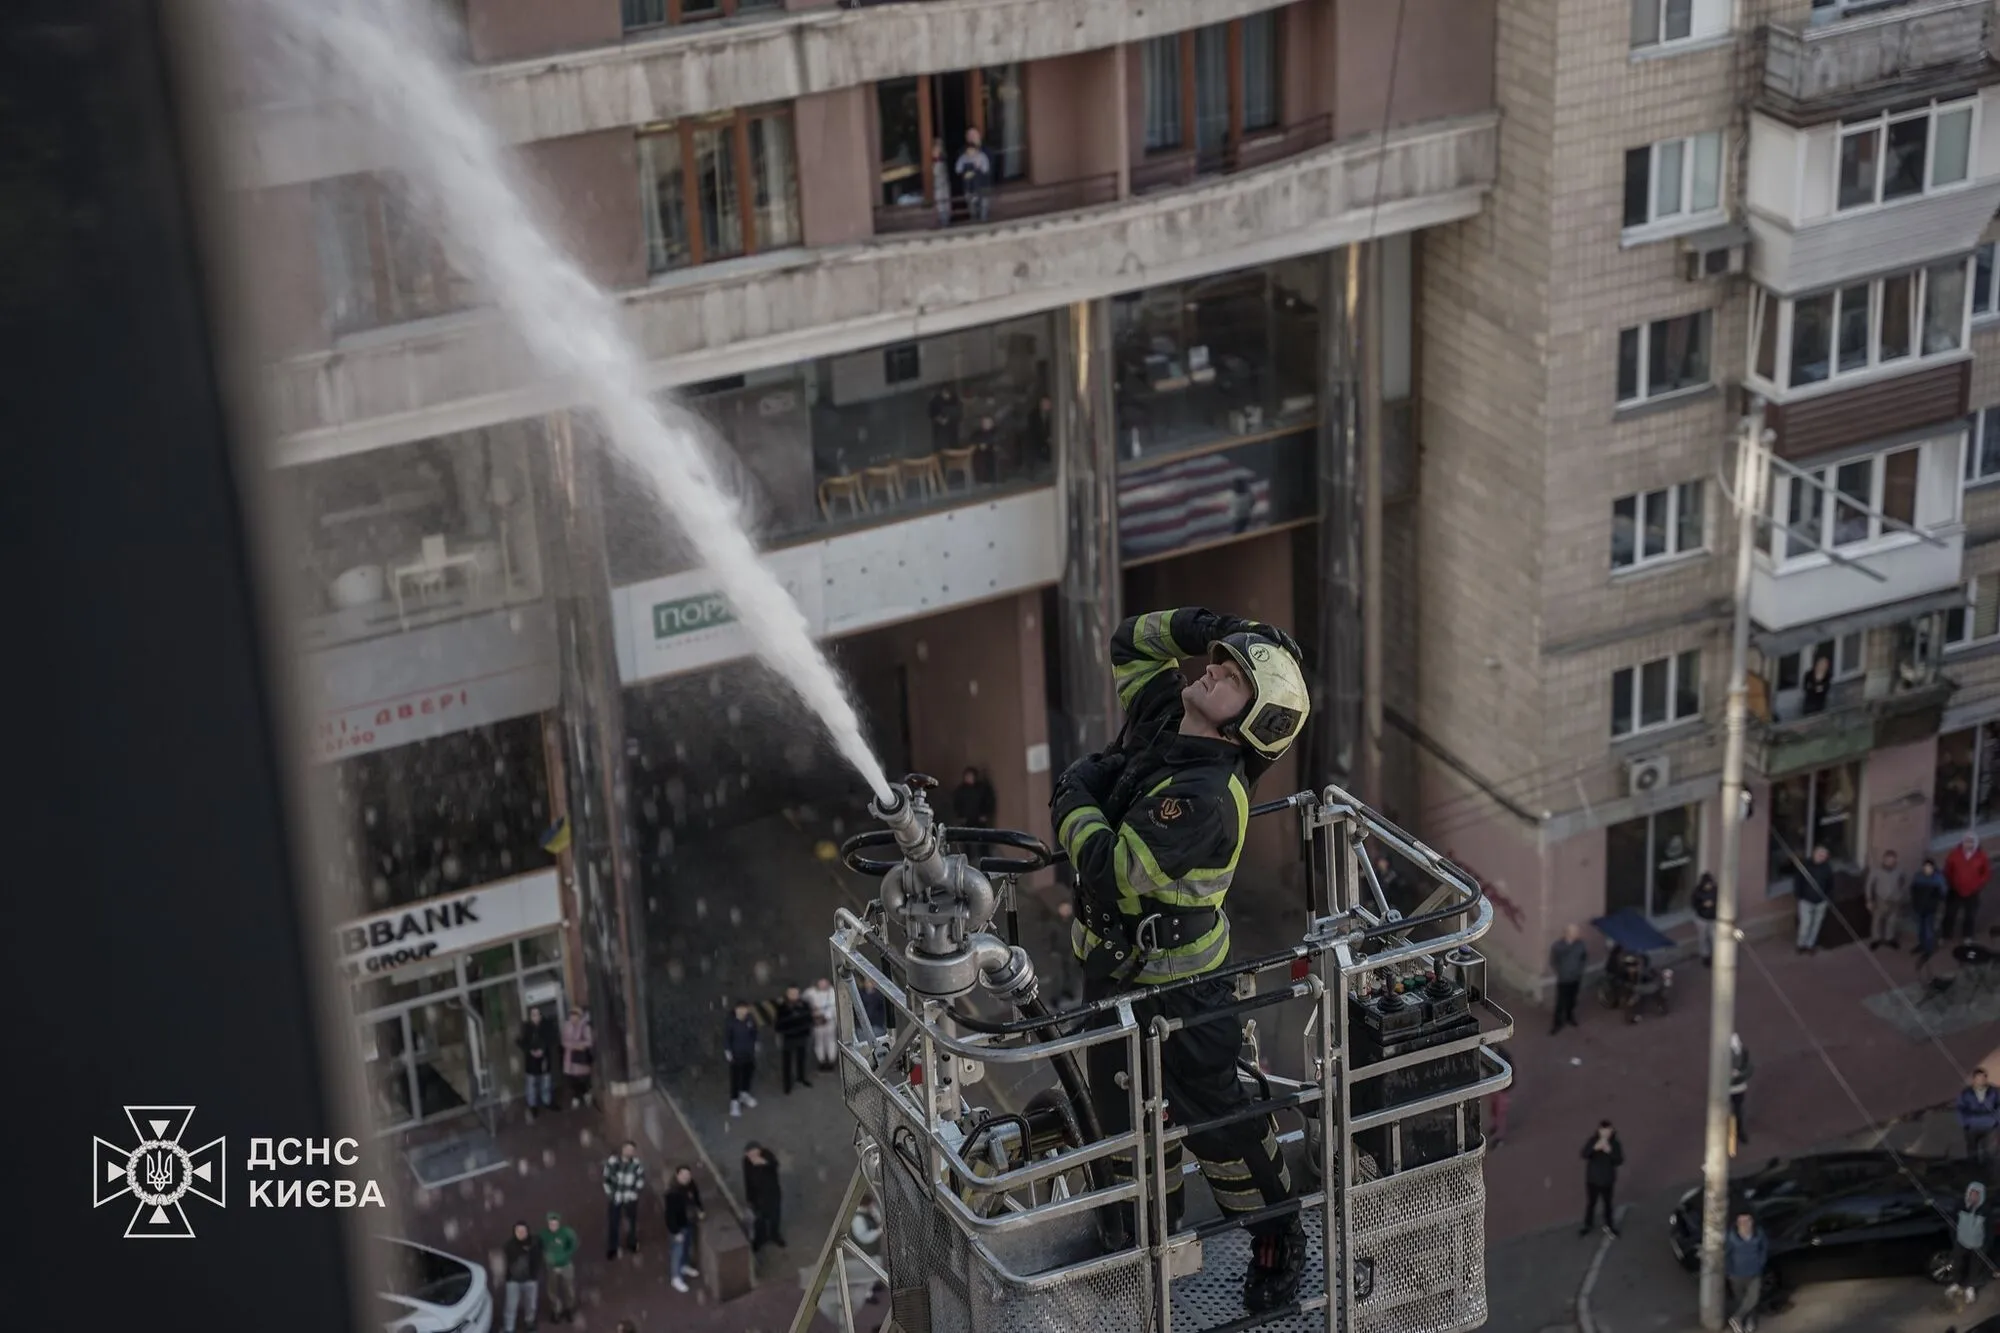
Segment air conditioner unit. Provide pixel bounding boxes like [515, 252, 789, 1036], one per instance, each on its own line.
[1681, 224, 1749, 282]
[1626, 754, 1671, 797]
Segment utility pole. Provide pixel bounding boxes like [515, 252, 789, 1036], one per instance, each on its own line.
[1699, 406, 1768, 1329]
[1358, 241, 1385, 807]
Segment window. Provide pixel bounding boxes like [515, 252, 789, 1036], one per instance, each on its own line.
[1946, 579, 2000, 650]
[1610, 649, 1702, 738]
[1835, 100, 1975, 211]
[883, 343, 920, 384]
[1617, 312, 1712, 405]
[1936, 724, 2000, 836]
[874, 69, 1028, 216]
[1976, 243, 2000, 320]
[1968, 407, 2000, 485]
[622, 0, 781, 30]
[312, 174, 475, 336]
[1623, 132, 1723, 230]
[1769, 445, 1922, 562]
[1748, 259, 1970, 392]
[1605, 806, 1700, 920]
[640, 107, 799, 273]
[1610, 481, 1705, 570]
[1631, 0, 1727, 50]
[1140, 17, 1283, 162]
[1768, 762, 1858, 885]
[1777, 633, 1865, 689]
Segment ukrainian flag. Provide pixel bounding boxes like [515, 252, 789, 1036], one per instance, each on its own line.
[540, 816, 572, 855]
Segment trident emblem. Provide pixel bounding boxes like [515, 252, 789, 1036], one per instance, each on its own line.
[145, 1149, 175, 1194]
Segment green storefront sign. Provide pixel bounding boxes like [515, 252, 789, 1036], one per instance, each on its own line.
[653, 593, 733, 640]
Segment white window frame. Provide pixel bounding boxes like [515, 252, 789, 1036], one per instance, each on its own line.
[1631, 0, 1728, 51]
[1967, 406, 2000, 487]
[1776, 633, 1866, 689]
[1765, 443, 1927, 568]
[1610, 649, 1703, 739]
[1622, 132, 1725, 236]
[1611, 480, 1706, 572]
[1617, 310, 1713, 407]
[1975, 242, 2000, 322]
[1947, 579, 2000, 651]
[1834, 99, 1977, 214]
[1745, 257, 1973, 396]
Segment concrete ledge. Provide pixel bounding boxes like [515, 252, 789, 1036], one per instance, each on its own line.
[226, 0, 1295, 190]
[264, 112, 1500, 462]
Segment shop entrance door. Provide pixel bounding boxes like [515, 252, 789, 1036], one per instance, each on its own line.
[359, 996, 492, 1132]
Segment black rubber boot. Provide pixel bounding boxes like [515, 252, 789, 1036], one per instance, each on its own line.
[1242, 1218, 1308, 1313]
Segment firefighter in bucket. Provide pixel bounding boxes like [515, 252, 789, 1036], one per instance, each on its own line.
[1052, 608, 1312, 1313]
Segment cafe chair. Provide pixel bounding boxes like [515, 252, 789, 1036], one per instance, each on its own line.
[939, 446, 980, 491]
[899, 454, 946, 502]
[818, 473, 868, 520]
[862, 462, 905, 508]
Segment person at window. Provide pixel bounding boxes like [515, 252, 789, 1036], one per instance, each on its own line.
[1945, 833, 1991, 942]
[956, 128, 993, 222]
[1911, 857, 1947, 958]
[1864, 848, 1907, 951]
[518, 1004, 558, 1117]
[930, 138, 951, 228]
[1799, 654, 1833, 716]
[1724, 1211, 1768, 1332]
[969, 413, 998, 482]
[1957, 1068, 2000, 1165]
[1691, 872, 1719, 966]
[1948, 1180, 1990, 1307]
[1051, 607, 1313, 1313]
[1795, 844, 1835, 954]
[928, 384, 963, 455]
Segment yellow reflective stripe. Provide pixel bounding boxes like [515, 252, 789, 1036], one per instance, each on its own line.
[1133, 916, 1230, 982]
[1132, 611, 1187, 662]
[1115, 824, 1174, 896]
[1059, 805, 1111, 853]
[1180, 776, 1250, 882]
[1115, 658, 1174, 709]
[1145, 872, 1232, 909]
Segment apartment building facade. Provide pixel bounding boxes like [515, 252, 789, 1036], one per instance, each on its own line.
[1419, 0, 2000, 989]
[220, 0, 1499, 1117]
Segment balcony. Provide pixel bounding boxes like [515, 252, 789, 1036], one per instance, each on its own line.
[1760, 0, 1995, 121]
[262, 112, 1497, 455]
[1131, 115, 1337, 194]
[1750, 526, 1965, 632]
[1753, 675, 1957, 778]
[223, 0, 1299, 190]
[872, 172, 1119, 235]
[1760, 359, 1968, 460]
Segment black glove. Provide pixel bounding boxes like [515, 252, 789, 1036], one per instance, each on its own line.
[1052, 752, 1126, 827]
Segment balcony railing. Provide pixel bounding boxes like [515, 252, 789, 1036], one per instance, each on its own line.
[1754, 675, 1956, 778]
[1134, 115, 1337, 196]
[1762, 0, 1993, 114]
[871, 172, 1119, 236]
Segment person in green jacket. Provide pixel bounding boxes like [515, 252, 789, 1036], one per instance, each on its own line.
[540, 1210, 580, 1324]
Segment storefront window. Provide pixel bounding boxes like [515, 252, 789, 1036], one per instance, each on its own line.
[1935, 723, 2000, 837]
[604, 313, 1059, 583]
[1604, 805, 1699, 920]
[1111, 257, 1323, 465]
[1768, 762, 1859, 890]
[466, 979, 525, 1098]
[309, 716, 555, 918]
[1118, 429, 1316, 565]
[275, 423, 545, 653]
[518, 931, 564, 969]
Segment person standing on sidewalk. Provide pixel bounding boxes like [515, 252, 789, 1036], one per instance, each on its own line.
[501, 1220, 544, 1333]
[519, 1005, 558, 1117]
[1958, 1067, 2000, 1164]
[1948, 1180, 1990, 1307]
[602, 1141, 645, 1261]
[807, 976, 839, 1072]
[1691, 872, 1719, 967]
[725, 1000, 760, 1117]
[744, 1142, 785, 1252]
[1912, 857, 1947, 958]
[539, 1211, 578, 1325]
[1549, 924, 1587, 1034]
[1865, 848, 1907, 951]
[664, 1164, 704, 1294]
[1795, 845, 1835, 953]
[560, 1007, 594, 1110]
[775, 986, 814, 1092]
[1729, 1033, 1753, 1149]
[1579, 1120, 1624, 1238]
[1946, 833, 1991, 943]
[1724, 1211, 1768, 1332]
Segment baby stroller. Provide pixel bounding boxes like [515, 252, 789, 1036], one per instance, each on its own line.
[1593, 909, 1675, 1023]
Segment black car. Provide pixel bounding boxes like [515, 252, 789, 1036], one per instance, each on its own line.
[1667, 1151, 1983, 1293]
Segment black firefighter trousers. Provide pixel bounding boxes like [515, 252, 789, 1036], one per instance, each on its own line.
[1084, 974, 1295, 1242]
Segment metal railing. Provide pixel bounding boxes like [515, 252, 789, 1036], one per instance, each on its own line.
[1762, 0, 1992, 107]
[872, 172, 1120, 236]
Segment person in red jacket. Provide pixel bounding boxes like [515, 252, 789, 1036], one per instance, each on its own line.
[1944, 833, 1991, 943]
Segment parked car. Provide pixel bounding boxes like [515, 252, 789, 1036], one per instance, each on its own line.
[375, 1236, 492, 1333]
[1666, 1151, 1983, 1296]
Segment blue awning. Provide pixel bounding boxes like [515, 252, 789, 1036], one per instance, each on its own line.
[1592, 908, 1676, 954]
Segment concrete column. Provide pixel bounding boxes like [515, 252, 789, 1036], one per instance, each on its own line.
[1311, 248, 1363, 793]
[536, 413, 652, 1093]
[1054, 299, 1121, 764]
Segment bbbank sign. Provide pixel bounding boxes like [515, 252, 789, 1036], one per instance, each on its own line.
[337, 869, 563, 976]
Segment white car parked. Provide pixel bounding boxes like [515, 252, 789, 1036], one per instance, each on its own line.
[375, 1237, 493, 1333]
